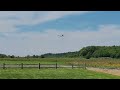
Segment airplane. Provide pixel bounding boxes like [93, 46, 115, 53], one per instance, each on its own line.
[58, 34, 64, 37]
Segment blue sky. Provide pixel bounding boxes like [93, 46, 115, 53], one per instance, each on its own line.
[0, 11, 120, 56]
[17, 11, 120, 32]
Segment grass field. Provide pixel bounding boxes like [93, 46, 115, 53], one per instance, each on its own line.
[0, 58, 120, 79]
[0, 58, 120, 68]
[0, 68, 120, 79]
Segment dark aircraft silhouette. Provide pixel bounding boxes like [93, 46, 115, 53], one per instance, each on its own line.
[58, 34, 64, 37]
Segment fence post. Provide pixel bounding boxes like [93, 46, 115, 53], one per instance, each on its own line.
[72, 64, 73, 69]
[21, 63, 23, 69]
[3, 63, 5, 69]
[84, 63, 86, 69]
[39, 63, 40, 69]
[56, 63, 57, 69]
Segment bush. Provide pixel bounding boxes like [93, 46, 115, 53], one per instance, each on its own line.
[41, 55, 45, 58]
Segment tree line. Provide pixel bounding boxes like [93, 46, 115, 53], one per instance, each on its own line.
[0, 54, 16, 58]
[0, 54, 44, 58]
[79, 46, 120, 59]
[1, 45, 120, 59]
[41, 45, 120, 59]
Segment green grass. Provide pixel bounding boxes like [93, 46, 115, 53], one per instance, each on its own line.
[0, 58, 120, 79]
[0, 58, 66, 64]
[1, 58, 120, 68]
[0, 68, 119, 79]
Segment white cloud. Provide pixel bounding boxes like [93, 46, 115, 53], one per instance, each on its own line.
[0, 11, 90, 33]
[30, 11, 89, 25]
[0, 21, 17, 33]
[0, 24, 120, 56]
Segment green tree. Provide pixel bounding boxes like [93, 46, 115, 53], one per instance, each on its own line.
[41, 55, 45, 58]
[10, 55, 15, 58]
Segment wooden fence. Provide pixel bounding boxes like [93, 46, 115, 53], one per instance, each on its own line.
[0, 63, 87, 69]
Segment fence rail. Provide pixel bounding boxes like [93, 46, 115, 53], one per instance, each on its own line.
[0, 63, 86, 69]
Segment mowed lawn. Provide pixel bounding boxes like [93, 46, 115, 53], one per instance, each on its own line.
[0, 58, 66, 64]
[1, 58, 120, 68]
[0, 68, 120, 79]
[0, 58, 120, 79]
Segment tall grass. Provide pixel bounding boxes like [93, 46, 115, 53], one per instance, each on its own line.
[0, 58, 120, 68]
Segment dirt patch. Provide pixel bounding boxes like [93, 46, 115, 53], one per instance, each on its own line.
[87, 67, 120, 76]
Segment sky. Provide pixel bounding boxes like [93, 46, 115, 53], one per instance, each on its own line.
[0, 11, 120, 56]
